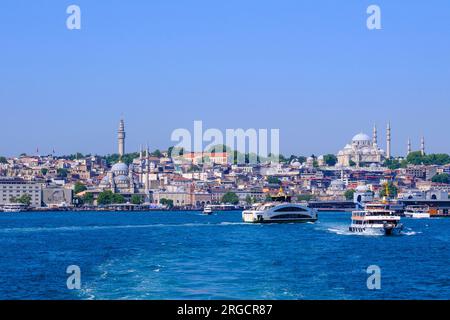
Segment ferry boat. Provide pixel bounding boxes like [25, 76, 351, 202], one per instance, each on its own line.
[349, 202, 403, 235]
[242, 188, 318, 223]
[404, 205, 430, 219]
[242, 202, 318, 223]
[1, 203, 27, 213]
[203, 205, 213, 215]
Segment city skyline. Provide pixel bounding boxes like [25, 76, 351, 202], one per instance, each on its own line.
[1, 1, 449, 156]
[0, 118, 440, 159]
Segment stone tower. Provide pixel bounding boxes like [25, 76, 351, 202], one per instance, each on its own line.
[118, 119, 126, 158]
[373, 124, 378, 146]
[386, 122, 391, 159]
[421, 136, 425, 156]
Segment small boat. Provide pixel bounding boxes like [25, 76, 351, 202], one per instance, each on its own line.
[349, 202, 403, 236]
[203, 206, 213, 215]
[404, 205, 430, 219]
[2, 203, 27, 213]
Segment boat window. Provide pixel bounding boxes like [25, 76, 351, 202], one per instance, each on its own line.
[271, 214, 311, 219]
[273, 207, 307, 212]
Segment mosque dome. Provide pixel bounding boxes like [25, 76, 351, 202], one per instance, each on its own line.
[291, 160, 301, 168]
[111, 162, 128, 174]
[356, 185, 369, 192]
[331, 180, 345, 187]
[100, 176, 110, 186]
[352, 133, 371, 142]
[114, 175, 130, 184]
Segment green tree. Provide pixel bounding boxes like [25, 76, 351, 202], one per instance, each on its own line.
[17, 194, 32, 206]
[297, 194, 313, 202]
[221, 192, 239, 205]
[0, 156, 8, 164]
[344, 189, 355, 201]
[323, 154, 337, 166]
[151, 149, 162, 158]
[104, 153, 140, 166]
[245, 195, 254, 205]
[313, 160, 319, 168]
[188, 165, 201, 172]
[112, 194, 125, 204]
[131, 195, 143, 205]
[168, 146, 185, 158]
[207, 144, 231, 153]
[267, 176, 282, 185]
[384, 159, 408, 170]
[426, 154, 450, 165]
[432, 173, 450, 184]
[379, 182, 398, 198]
[160, 198, 174, 208]
[82, 193, 94, 205]
[406, 152, 450, 166]
[349, 160, 357, 167]
[57, 168, 69, 178]
[97, 190, 114, 205]
[41, 168, 48, 176]
[74, 182, 87, 195]
[406, 151, 426, 165]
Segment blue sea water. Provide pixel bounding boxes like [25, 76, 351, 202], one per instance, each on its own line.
[0, 211, 448, 300]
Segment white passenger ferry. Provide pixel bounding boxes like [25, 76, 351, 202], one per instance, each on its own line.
[1, 203, 27, 213]
[404, 205, 430, 219]
[203, 205, 213, 215]
[349, 202, 403, 236]
[242, 202, 318, 223]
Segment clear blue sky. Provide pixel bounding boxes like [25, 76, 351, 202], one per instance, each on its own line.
[1, 0, 449, 157]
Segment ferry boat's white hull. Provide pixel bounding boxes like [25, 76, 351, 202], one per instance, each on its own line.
[2, 209, 22, 213]
[404, 212, 430, 219]
[349, 224, 403, 236]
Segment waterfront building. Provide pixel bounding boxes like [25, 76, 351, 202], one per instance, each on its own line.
[0, 178, 42, 208]
[405, 165, 437, 181]
[152, 187, 213, 208]
[180, 152, 229, 165]
[353, 185, 374, 204]
[326, 180, 346, 199]
[42, 186, 73, 208]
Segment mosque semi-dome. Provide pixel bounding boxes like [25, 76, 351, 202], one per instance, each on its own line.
[100, 176, 111, 186]
[114, 175, 130, 184]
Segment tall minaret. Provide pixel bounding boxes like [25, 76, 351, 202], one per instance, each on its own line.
[144, 144, 150, 194]
[407, 138, 412, 156]
[118, 119, 126, 158]
[386, 122, 391, 159]
[372, 124, 378, 146]
[421, 136, 425, 156]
